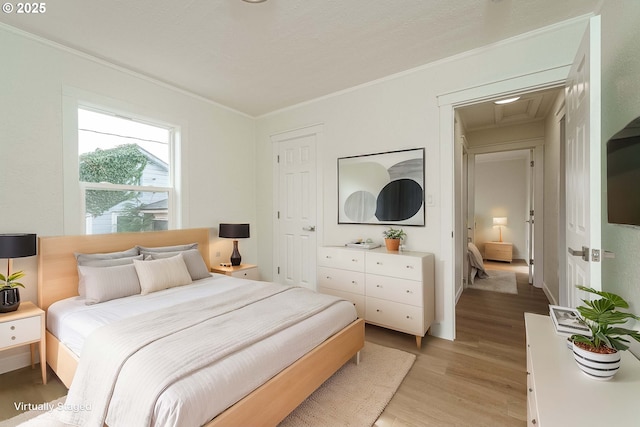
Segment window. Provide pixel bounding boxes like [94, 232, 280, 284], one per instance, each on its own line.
[78, 107, 175, 234]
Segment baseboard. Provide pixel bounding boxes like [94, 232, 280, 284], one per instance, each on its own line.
[0, 348, 36, 375]
[541, 281, 556, 305]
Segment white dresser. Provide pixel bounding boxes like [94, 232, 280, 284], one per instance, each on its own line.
[525, 313, 640, 426]
[318, 246, 434, 348]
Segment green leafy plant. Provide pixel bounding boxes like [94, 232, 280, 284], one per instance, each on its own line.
[571, 285, 640, 352]
[382, 227, 406, 240]
[0, 271, 26, 289]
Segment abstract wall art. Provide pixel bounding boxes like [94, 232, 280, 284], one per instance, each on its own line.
[338, 148, 425, 226]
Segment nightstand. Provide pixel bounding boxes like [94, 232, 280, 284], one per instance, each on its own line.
[0, 301, 46, 384]
[485, 241, 513, 262]
[211, 264, 259, 280]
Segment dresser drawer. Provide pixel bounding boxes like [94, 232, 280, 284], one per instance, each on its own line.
[365, 274, 423, 306]
[319, 287, 365, 318]
[0, 315, 41, 348]
[485, 242, 512, 262]
[365, 252, 422, 281]
[365, 297, 423, 335]
[317, 267, 365, 295]
[318, 247, 365, 272]
[230, 267, 259, 280]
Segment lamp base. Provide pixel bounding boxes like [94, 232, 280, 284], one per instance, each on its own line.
[230, 240, 242, 266]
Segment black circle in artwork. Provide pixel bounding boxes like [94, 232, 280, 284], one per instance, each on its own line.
[375, 179, 423, 221]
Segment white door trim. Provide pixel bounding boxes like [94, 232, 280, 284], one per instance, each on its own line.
[270, 123, 324, 283]
[436, 65, 570, 341]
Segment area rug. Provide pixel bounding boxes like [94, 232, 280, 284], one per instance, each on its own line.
[470, 269, 517, 294]
[0, 342, 415, 427]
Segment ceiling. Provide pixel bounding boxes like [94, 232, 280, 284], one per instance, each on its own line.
[457, 87, 563, 132]
[0, 0, 599, 116]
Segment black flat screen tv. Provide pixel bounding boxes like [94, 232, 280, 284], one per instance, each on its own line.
[607, 117, 640, 226]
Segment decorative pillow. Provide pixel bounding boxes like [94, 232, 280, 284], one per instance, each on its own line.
[145, 249, 210, 281]
[136, 243, 198, 253]
[78, 264, 141, 305]
[75, 247, 139, 264]
[76, 254, 144, 297]
[133, 253, 192, 295]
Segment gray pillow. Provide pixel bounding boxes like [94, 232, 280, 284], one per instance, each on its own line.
[136, 243, 198, 253]
[79, 264, 141, 305]
[75, 247, 139, 264]
[76, 254, 144, 297]
[145, 249, 210, 281]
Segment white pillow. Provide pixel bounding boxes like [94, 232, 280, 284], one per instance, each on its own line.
[78, 264, 141, 305]
[144, 249, 210, 281]
[76, 254, 144, 297]
[133, 253, 192, 295]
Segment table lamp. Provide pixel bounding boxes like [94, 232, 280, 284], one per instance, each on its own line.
[0, 233, 37, 312]
[492, 217, 507, 242]
[218, 224, 250, 266]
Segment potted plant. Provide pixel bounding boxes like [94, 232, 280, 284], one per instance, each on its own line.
[0, 271, 26, 313]
[382, 227, 406, 251]
[570, 285, 640, 380]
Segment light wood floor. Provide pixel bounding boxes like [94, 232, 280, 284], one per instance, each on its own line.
[372, 260, 549, 426]
[0, 260, 548, 425]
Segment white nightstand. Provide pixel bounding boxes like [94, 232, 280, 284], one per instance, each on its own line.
[0, 301, 46, 384]
[211, 264, 259, 280]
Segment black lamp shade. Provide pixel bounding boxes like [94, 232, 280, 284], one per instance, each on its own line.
[218, 224, 250, 239]
[0, 234, 37, 259]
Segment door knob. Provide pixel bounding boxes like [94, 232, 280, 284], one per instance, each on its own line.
[568, 246, 589, 262]
[302, 226, 316, 232]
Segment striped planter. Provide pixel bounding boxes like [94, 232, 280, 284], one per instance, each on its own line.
[572, 342, 621, 380]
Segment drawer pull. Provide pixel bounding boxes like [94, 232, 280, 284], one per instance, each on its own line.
[376, 262, 382, 265]
[376, 285, 382, 288]
[532, 420, 536, 425]
[351, 281, 357, 284]
[406, 290, 411, 293]
[406, 265, 414, 269]
[351, 259, 358, 262]
[376, 309, 381, 312]
[528, 388, 533, 393]
[406, 316, 411, 319]
[326, 276, 331, 279]
[325, 255, 332, 259]
[11, 336, 16, 341]
[10, 326, 15, 330]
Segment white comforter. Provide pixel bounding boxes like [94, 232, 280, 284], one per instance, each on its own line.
[46, 276, 356, 427]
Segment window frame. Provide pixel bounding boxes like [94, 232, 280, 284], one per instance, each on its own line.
[62, 87, 184, 235]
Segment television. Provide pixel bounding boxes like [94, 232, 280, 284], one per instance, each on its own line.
[607, 116, 640, 226]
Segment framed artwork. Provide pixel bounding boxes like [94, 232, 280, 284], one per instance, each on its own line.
[338, 148, 425, 226]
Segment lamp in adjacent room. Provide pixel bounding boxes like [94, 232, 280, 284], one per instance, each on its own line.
[0, 233, 37, 313]
[218, 224, 250, 266]
[492, 217, 507, 242]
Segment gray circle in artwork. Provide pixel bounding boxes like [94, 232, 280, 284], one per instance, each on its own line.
[344, 191, 377, 222]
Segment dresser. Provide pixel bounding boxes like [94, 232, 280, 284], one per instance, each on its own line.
[484, 241, 513, 262]
[525, 313, 640, 426]
[318, 246, 434, 348]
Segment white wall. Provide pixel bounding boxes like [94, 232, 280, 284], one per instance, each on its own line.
[256, 18, 590, 339]
[600, 0, 640, 354]
[0, 25, 257, 372]
[474, 156, 528, 260]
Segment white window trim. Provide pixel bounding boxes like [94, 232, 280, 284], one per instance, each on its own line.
[62, 86, 186, 235]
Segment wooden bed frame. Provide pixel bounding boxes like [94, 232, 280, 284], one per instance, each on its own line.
[37, 228, 365, 427]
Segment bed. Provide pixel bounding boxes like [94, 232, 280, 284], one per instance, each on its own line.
[467, 242, 489, 285]
[37, 228, 364, 427]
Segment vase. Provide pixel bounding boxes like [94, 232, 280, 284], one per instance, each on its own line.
[0, 287, 20, 313]
[384, 238, 401, 251]
[572, 341, 621, 380]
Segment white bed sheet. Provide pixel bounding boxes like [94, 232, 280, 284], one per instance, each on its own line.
[47, 275, 357, 427]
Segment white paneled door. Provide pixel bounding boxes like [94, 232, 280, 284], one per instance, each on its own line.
[273, 129, 318, 290]
[565, 16, 601, 307]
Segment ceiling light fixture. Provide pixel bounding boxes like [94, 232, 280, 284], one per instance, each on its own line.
[494, 97, 521, 105]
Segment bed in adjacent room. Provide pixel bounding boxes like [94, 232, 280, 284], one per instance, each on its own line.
[37, 228, 364, 427]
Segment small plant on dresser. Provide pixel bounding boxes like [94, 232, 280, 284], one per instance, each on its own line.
[382, 227, 406, 251]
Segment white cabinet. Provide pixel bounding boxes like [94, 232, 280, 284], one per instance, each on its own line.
[318, 246, 434, 348]
[525, 313, 640, 426]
